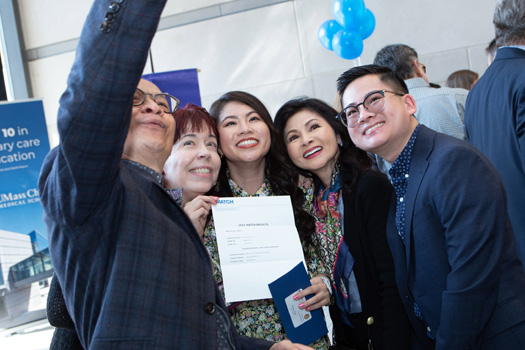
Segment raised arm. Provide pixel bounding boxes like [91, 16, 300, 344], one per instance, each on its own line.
[39, 0, 167, 225]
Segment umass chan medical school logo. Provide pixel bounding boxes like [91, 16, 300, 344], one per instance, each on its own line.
[0, 188, 40, 208]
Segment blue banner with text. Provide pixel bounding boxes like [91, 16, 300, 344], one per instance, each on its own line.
[0, 99, 50, 250]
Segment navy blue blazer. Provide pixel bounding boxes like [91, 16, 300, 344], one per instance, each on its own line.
[38, 1, 272, 349]
[465, 47, 525, 267]
[386, 125, 525, 350]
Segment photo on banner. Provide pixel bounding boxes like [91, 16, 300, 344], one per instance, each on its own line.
[0, 99, 50, 251]
[142, 68, 202, 108]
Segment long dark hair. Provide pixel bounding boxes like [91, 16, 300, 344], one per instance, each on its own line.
[274, 97, 371, 197]
[209, 91, 315, 251]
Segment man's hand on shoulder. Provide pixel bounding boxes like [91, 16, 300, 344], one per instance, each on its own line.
[270, 340, 314, 350]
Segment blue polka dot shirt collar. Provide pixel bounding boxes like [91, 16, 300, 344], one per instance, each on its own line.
[389, 124, 420, 186]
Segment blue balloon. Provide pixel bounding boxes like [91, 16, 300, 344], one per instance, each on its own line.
[318, 20, 344, 50]
[333, 0, 366, 31]
[332, 30, 363, 60]
[358, 8, 375, 40]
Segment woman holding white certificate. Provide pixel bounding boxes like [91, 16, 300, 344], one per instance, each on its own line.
[274, 98, 411, 350]
[208, 91, 330, 348]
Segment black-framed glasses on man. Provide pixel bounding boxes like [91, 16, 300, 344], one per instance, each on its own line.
[133, 88, 180, 113]
[417, 61, 426, 74]
[337, 90, 404, 128]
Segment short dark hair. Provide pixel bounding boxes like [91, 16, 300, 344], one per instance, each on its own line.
[274, 97, 371, 196]
[494, 0, 525, 46]
[173, 103, 219, 144]
[336, 64, 409, 107]
[373, 44, 418, 80]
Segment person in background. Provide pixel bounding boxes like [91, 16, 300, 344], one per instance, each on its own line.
[486, 38, 499, 65]
[209, 91, 331, 349]
[47, 275, 83, 350]
[337, 64, 525, 350]
[465, 0, 525, 268]
[374, 44, 467, 141]
[371, 44, 468, 178]
[274, 97, 410, 350]
[445, 70, 478, 90]
[333, 93, 343, 112]
[38, 0, 311, 349]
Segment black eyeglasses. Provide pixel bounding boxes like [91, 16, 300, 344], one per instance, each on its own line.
[133, 88, 180, 113]
[338, 90, 404, 128]
[417, 61, 426, 73]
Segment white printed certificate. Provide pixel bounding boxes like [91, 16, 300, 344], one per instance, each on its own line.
[211, 196, 306, 303]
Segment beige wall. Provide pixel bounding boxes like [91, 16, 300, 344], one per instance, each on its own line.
[18, 0, 497, 147]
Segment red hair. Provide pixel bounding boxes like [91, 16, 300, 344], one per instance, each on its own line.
[172, 103, 219, 144]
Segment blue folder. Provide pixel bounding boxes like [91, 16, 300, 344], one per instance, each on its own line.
[268, 262, 328, 345]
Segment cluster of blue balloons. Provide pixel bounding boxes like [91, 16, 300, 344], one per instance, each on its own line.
[318, 0, 376, 60]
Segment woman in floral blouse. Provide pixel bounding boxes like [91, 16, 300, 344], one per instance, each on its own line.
[274, 97, 411, 350]
[208, 91, 330, 349]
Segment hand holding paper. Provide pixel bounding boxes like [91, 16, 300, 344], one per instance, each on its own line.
[182, 195, 218, 238]
[211, 196, 306, 303]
